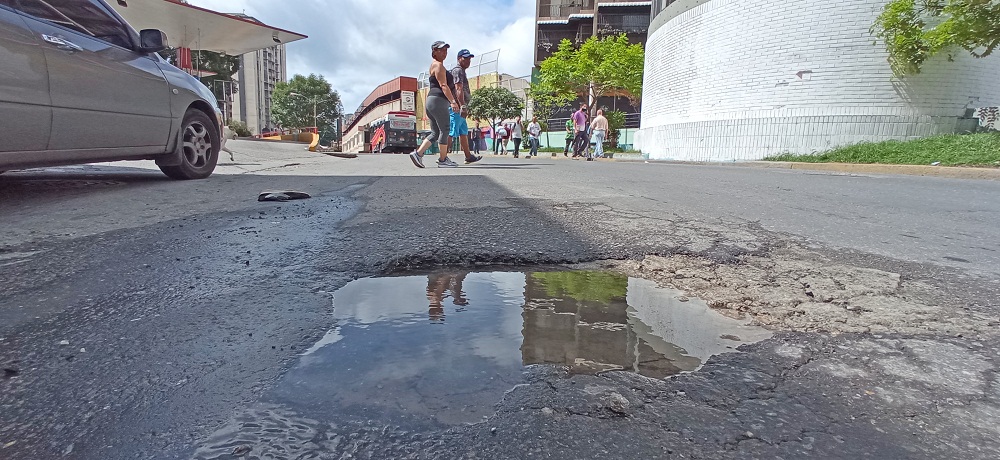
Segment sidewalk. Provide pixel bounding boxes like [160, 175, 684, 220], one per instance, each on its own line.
[616, 157, 1000, 180]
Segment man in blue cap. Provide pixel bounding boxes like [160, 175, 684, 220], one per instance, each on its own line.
[450, 49, 482, 164]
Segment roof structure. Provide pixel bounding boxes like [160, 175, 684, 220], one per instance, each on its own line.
[343, 77, 418, 134]
[109, 0, 307, 56]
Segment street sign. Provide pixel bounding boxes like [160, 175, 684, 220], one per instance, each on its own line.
[401, 91, 415, 112]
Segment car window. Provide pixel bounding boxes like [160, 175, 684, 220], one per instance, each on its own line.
[15, 0, 132, 49]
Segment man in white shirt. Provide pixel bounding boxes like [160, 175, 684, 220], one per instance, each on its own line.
[527, 116, 542, 157]
[510, 115, 523, 158]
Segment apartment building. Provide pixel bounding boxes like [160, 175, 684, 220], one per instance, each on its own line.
[229, 15, 287, 135]
[534, 0, 651, 128]
[534, 0, 652, 66]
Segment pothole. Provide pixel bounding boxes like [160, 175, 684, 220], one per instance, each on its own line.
[269, 269, 770, 428]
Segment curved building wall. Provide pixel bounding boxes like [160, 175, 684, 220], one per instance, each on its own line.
[635, 0, 1000, 161]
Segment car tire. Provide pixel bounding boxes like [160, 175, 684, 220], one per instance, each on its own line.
[158, 108, 220, 180]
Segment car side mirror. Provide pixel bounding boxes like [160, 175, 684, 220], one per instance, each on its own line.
[138, 29, 168, 53]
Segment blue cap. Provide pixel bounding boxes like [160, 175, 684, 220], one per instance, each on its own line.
[457, 49, 474, 58]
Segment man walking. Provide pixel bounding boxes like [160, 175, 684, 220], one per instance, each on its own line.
[572, 103, 589, 158]
[590, 109, 608, 159]
[527, 116, 541, 157]
[471, 121, 482, 155]
[510, 115, 523, 158]
[450, 49, 481, 164]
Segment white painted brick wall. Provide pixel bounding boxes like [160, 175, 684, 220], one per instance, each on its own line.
[636, 0, 1000, 161]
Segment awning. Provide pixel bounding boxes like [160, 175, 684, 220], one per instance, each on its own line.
[597, 1, 653, 6]
[110, 0, 307, 56]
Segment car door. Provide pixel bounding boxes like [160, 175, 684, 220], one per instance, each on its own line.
[0, 1, 51, 153]
[14, 0, 172, 152]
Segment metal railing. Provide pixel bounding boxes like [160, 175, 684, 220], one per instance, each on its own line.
[538, 0, 595, 18]
[537, 30, 580, 50]
[596, 13, 650, 35]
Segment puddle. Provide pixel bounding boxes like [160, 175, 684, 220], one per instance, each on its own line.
[268, 270, 770, 429]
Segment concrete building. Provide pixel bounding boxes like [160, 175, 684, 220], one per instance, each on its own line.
[229, 15, 287, 136]
[534, 0, 652, 66]
[635, 0, 1000, 161]
[342, 77, 419, 153]
[533, 1, 651, 129]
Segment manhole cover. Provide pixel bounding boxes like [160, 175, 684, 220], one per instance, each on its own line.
[270, 270, 771, 428]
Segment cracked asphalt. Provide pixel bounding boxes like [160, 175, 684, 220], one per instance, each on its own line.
[1, 140, 999, 459]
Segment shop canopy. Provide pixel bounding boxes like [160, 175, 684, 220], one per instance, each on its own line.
[110, 0, 307, 56]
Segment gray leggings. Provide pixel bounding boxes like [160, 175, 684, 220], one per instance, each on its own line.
[424, 95, 451, 145]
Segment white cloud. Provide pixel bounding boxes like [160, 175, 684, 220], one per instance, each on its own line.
[189, 0, 536, 110]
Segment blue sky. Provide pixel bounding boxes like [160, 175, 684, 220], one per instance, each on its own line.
[191, 0, 536, 110]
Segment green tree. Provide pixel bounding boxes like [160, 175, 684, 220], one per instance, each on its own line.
[873, 0, 1000, 76]
[530, 271, 628, 303]
[604, 110, 626, 151]
[467, 86, 524, 144]
[273, 74, 344, 145]
[537, 34, 645, 114]
[528, 79, 574, 146]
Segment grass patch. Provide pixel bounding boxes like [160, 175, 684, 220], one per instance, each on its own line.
[763, 133, 1000, 167]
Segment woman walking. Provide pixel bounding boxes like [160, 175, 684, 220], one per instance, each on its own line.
[410, 41, 462, 168]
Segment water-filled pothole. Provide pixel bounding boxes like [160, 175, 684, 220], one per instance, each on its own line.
[273, 270, 770, 428]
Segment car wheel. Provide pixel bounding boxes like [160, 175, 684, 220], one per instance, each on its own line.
[159, 108, 220, 180]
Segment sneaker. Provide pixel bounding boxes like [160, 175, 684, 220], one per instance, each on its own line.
[465, 155, 482, 164]
[437, 158, 459, 168]
[409, 150, 425, 168]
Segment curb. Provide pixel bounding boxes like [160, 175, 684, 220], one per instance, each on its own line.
[618, 159, 1000, 181]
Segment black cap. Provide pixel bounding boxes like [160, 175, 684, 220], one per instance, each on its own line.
[431, 41, 450, 50]
[457, 49, 474, 58]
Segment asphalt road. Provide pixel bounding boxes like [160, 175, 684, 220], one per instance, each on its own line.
[1, 140, 998, 459]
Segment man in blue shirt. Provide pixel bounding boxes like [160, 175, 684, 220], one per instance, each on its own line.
[450, 49, 482, 164]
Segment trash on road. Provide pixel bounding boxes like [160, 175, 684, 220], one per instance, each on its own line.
[258, 190, 312, 202]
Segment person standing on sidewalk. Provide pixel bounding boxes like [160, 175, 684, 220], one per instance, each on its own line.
[572, 103, 589, 158]
[471, 121, 482, 156]
[527, 116, 541, 157]
[409, 41, 461, 168]
[510, 115, 523, 158]
[450, 49, 481, 164]
[590, 109, 608, 159]
[563, 118, 574, 157]
[495, 122, 508, 155]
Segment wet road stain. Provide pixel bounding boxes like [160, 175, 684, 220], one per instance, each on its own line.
[193, 270, 769, 458]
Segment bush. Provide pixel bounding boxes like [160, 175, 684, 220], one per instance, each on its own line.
[228, 120, 252, 137]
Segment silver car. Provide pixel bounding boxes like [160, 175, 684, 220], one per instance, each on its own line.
[0, 0, 222, 179]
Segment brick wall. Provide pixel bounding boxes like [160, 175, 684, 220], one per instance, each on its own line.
[635, 0, 1000, 161]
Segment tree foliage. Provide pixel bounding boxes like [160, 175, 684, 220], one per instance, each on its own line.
[467, 86, 524, 134]
[528, 79, 574, 125]
[605, 110, 626, 149]
[273, 74, 344, 144]
[872, 0, 1000, 76]
[530, 271, 628, 303]
[162, 48, 240, 98]
[536, 34, 645, 111]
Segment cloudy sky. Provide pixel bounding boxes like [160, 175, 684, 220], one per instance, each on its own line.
[190, 0, 537, 111]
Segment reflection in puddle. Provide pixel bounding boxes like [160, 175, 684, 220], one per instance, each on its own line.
[276, 271, 768, 427]
[193, 270, 770, 458]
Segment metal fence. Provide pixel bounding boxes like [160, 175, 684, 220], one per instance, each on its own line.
[538, 0, 595, 18]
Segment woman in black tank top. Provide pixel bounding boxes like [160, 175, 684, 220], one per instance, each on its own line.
[409, 41, 461, 168]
